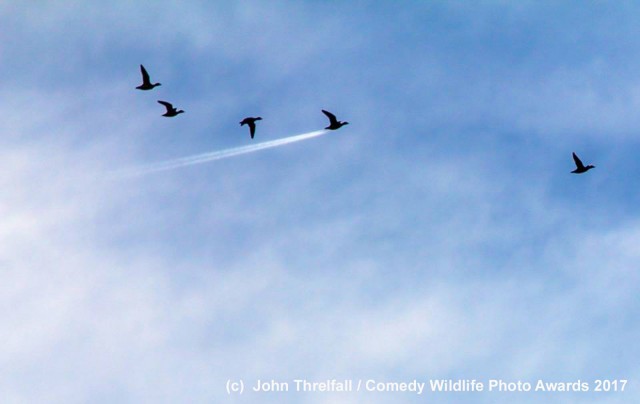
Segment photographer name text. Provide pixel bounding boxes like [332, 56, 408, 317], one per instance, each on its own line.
[225, 378, 627, 395]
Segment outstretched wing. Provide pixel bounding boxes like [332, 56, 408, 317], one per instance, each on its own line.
[140, 65, 151, 84]
[322, 109, 338, 125]
[572, 152, 585, 169]
[157, 100, 173, 111]
[248, 122, 256, 138]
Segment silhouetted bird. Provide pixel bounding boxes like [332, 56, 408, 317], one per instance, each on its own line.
[240, 117, 262, 139]
[136, 65, 161, 90]
[322, 110, 349, 130]
[571, 152, 595, 174]
[157, 100, 184, 117]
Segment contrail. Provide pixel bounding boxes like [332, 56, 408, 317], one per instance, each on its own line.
[113, 129, 329, 178]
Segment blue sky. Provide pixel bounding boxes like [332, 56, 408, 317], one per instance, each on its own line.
[0, 2, 638, 403]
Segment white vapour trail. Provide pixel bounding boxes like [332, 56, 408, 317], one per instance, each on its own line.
[113, 129, 329, 178]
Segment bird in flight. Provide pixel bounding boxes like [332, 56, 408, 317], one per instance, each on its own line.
[571, 152, 595, 174]
[136, 65, 161, 90]
[240, 117, 262, 139]
[157, 100, 184, 117]
[322, 110, 349, 130]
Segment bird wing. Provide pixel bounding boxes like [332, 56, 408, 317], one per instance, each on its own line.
[572, 152, 585, 169]
[322, 109, 338, 124]
[157, 100, 173, 110]
[248, 122, 256, 138]
[140, 65, 151, 84]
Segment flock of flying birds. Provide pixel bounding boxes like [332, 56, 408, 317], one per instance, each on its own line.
[135, 64, 348, 140]
[137, 64, 592, 174]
